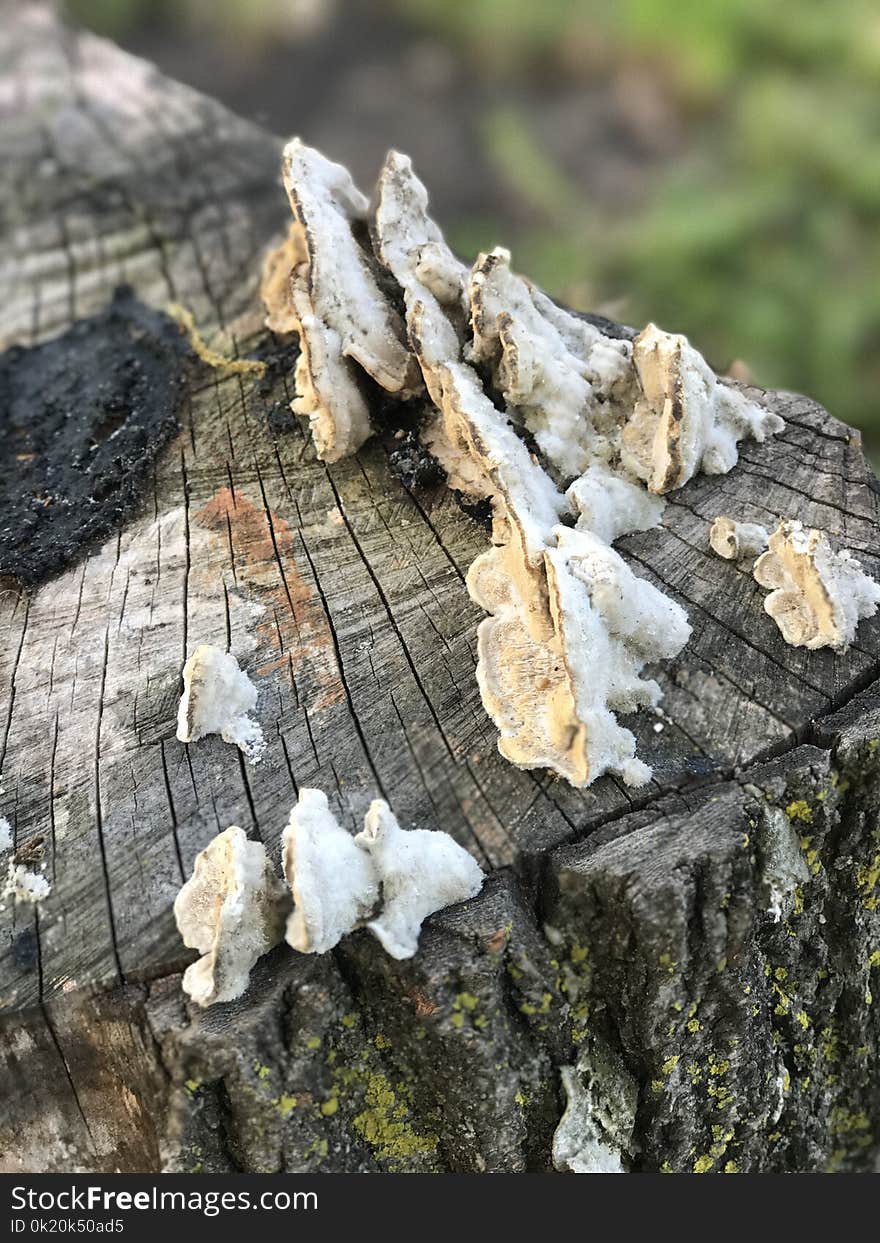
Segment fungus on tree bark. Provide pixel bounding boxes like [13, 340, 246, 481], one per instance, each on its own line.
[708, 515, 770, 562]
[173, 827, 288, 1007]
[622, 323, 784, 493]
[354, 799, 484, 960]
[282, 788, 380, 954]
[264, 140, 420, 463]
[176, 644, 265, 763]
[2, 10, 879, 1176]
[753, 520, 880, 651]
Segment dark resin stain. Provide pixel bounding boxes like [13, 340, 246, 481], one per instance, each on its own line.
[0, 287, 189, 586]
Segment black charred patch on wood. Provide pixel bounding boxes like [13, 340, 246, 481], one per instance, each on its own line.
[374, 389, 444, 490]
[387, 428, 445, 490]
[248, 331, 303, 437]
[452, 491, 493, 530]
[0, 287, 189, 586]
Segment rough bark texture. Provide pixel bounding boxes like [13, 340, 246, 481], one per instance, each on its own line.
[1, 5, 879, 1174]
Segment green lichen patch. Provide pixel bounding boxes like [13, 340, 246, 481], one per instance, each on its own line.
[829, 1106, 873, 1154]
[448, 991, 491, 1032]
[798, 836, 823, 877]
[855, 852, 880, 910]
[519, 992, 553, 1017]
[351, 1073, 440, 1162]
[785, 800, 813, 824]
[275, 1094, 298, 1118]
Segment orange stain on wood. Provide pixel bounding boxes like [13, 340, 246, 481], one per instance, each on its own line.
[194, 485, 343, 711]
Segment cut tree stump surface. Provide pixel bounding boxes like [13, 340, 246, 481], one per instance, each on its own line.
[1, 6, 879, 1174]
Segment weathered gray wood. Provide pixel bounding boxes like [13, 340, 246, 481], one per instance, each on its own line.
[0, 7, 878, 1173]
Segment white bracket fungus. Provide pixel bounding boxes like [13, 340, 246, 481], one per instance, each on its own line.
[468, 246, 634, 481]
[621, 324, 784, 493]
[265, 139, 420, 462]
[281, 788, 379, 954]
[257, 143, 788, 788]
[174, 826, 288, 1007]
[567, 463, 664, 545]
[174, 789, 484, 990]
[753, 519, 880, 650]
[354, 799, 484, 959]
[176, 644, 265, 763]
[708, 515, 769, 562]
[543, 526, 691, 786]
[281, 790, 483, 959]
[373, 152, 688, 787]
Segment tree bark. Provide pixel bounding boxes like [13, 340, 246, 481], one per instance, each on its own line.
[1, 5, 878, 1174]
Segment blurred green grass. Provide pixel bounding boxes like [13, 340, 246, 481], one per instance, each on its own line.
[408, 0, 880, 446]
[69, 0, 880, 447]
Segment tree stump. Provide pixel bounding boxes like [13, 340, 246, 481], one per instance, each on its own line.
[1, 7, 878, 1175]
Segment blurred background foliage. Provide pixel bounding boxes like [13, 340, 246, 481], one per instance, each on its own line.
[67, 0, 880, 449]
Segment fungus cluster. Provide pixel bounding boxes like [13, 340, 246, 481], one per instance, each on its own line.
[0, 819, 51, 908]
[261, 141, 788, 787]
[262, 140, 420, 463]
[708, 516, 880, 651]
[174, 789, 484, 1006]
